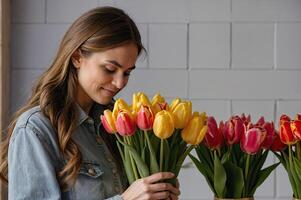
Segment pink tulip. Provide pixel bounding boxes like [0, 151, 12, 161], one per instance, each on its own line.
[223, 116, 245, 145]
[205, 117, 223, 150]
[116, 110, 136, 136]
[241, 127, 266, 155]
[136, 105, 154, 131]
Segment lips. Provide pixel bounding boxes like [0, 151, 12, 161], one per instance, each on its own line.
[101, 87, 118, 96]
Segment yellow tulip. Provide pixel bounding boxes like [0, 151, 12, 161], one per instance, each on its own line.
[153, 110, 175, 139]
[171, 101, 192, 129]
[132, 92, 152, 113]
[113, 98, 131, 120]
[181, 112, 208, 145]
[169, 98, 181, 112]
[151, 93, 169, 115]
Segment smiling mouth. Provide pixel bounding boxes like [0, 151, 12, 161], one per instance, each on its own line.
[102, 88, 118, 96]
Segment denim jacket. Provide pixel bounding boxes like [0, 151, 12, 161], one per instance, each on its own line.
[8, 103, 127, 200]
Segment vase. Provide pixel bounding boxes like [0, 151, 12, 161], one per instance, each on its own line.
[214, 198, 254, 200]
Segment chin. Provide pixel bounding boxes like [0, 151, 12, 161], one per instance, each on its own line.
[94, 96, 113, 105]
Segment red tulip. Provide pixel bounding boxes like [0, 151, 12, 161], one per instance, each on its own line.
[291, 120, 301, 141]
[256, 116, 265, 126]
[296, 113, 301, 121]
[270, 131, 287, 152]
[261, 122, 275, 149]
[116, 110, 136, 136]
[280, 114, 291, 123]
[279, 120, 296, 145]
[241, 127, 266, 155]
[204, 117, 224, 150]
[241, 113, 251, 126]
[136, 105, 154, 130]
[223, 116, 245, 145]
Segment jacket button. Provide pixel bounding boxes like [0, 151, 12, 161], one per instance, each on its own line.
[88, 168, 96, 176]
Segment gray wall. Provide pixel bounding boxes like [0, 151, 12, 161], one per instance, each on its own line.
[10, 0, 301, 199]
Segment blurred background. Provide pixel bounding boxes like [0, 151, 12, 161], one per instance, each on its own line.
[3, 0, 301, 199]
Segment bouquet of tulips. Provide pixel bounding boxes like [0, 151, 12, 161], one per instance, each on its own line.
[189, 114, 279, 199]
[100, 92, 208, 184]
[272, 114, 301, 198]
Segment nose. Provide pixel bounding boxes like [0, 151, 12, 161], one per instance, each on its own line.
[112, 74, 127, 89]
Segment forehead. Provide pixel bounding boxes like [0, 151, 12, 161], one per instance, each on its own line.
[89, 43, 138, 66]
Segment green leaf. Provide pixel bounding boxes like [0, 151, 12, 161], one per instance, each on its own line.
[189, 154, 216, 195]
[116, 141, 125, 163]
[292, 157, 301, 197]
[214, 151, 227, 198]
[117, 139, 150, 177]
[174, 145, 194, 176]
[223, 161, 244, 198]
[288, 159, 300, 198]
[196, 144, 214, 171]
[124, 147, 135, 184]
[250, 162, 279, 195]
[145, 131, 160, 174]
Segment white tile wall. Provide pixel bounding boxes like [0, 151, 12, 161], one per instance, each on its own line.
[149, 24, 187, 69]
[232, 23, 274, 69]
[10, 0, 301, 199]
[189, 23, 230, 69]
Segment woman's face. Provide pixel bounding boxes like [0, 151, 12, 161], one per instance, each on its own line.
[73, 42, 138, 111]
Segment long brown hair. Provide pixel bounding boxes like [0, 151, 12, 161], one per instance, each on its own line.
[0, 6, 144, 190]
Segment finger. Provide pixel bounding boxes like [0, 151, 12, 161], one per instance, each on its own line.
[143, 172, 174, 184]
[150, 191, 170, 200]
[170, 193, 179, 200]
[148, 183, 180, 196]
[175, 178, 180, 189]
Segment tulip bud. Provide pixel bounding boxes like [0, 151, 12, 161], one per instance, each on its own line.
[151, 94, 169, 115]
[181, 112, 208, 145]
[153, 110, 175, 139]
[223, 116, 245, 145]
[241, 113, 251, 126]
[241, 127, 266, 155]
[100, 110, 117, 134]
[261, 122, 275, 149]
[136, 105, 154, 130]
[279, 120, 296, 145]
[291, 120, 301, 141]
[204, 117, 223, 150]
[116, 110, 136, 136]
[132, 92, 151, 113]
[270, 131, 287, 152]
[171, 101, 192, 129]
[113, 98, 131, 120]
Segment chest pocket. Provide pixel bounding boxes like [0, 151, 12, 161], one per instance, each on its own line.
[73, 161, 105, 200]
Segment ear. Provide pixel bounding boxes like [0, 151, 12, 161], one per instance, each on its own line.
[71, 50, 82, 69]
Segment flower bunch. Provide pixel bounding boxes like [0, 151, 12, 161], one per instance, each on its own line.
[272, 114, 301, 198]
[190, 114, 279, 198]
[100, 92, 208, 184]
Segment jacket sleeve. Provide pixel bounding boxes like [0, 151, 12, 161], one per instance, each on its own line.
[8, 124, 62, 200]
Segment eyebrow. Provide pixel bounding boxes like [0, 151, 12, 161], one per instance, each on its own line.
[106, 60, 136, 70]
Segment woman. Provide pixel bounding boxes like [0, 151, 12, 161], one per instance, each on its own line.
[0, 7, 180, 200]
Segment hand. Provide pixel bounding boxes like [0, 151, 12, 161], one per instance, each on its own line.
[168, 178, 180, 200]
[121, 172, 180, 200]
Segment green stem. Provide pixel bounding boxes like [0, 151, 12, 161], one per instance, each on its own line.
[244, 154, 250, 196]
[160, 139, 164, 171]
[296, 142, 301, 161]
[129, 150, 139, 180]
[289, 144, 293, 167]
